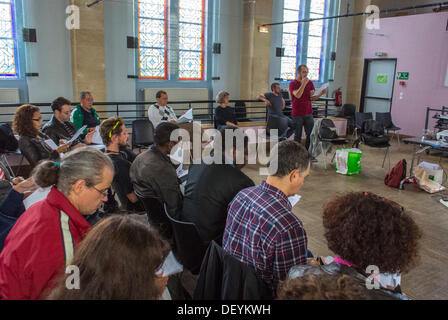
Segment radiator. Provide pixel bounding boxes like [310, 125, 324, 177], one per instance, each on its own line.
[141, 88, 210, 117]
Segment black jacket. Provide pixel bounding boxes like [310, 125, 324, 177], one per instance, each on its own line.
[193, 241, 272, 300]
[18, 133, 59, 168]
[181, 161, 254, 245]
[41, 116, 82, 146]
[287, 263, 408, 300]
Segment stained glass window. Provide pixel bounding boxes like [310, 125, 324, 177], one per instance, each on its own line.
[178, 0, 205, 80]
[138, 0, 168, 79]
[137, 0, 206, 81]
[280, 0, 329, 82]
[0, 0, 17, 79]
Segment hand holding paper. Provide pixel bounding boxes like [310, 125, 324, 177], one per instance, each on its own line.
[177, 109, 193, 124]
[312, 83, 329, 97]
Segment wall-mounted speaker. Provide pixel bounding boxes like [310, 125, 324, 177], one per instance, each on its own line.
[23, 28, 37, 43]
[276, 47, 284, 57]
[331, 52, 336, 61]
[127, 36, 138, 49]
[213, 43, 221, 54]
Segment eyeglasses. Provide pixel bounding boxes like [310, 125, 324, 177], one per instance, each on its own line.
[109, 121, 121, 138]
[91, 186, 109, 198]
[32, 117, 42, 122]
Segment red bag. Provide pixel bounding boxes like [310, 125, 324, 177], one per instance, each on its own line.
[385, 159, 407, 188]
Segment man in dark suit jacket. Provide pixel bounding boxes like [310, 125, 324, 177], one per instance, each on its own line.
[181, 126, 254, 246]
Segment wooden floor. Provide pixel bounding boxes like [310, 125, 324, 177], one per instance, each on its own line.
[242, 137, 448, 300]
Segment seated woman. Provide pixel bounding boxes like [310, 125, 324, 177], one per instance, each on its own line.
[214, 91, 238, 130]
[287, 192, 422, 300]
[47, 215, 170, 300]
[13, 104, 69, 168]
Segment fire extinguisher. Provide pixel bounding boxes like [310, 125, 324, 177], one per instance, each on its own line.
[335, 88, 343, 106]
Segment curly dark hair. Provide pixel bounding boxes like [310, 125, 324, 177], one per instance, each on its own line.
[277, 274, 371, 300]
[323, 192, 422, 274]
[12, 104, 40, 137]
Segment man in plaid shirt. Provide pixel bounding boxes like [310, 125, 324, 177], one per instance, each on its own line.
[223, 140, 311, 294]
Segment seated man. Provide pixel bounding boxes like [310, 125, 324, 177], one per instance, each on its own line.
[99, 116, 142, 212]
[181, 126, 255, 246]
[148, 90, 178, 128]
[223, 140, 311, 295]
[71, 91, 100, 135]
[42, 97, 94, 148]
[130, 122, 183, 219]
[258, 82, 295, 140]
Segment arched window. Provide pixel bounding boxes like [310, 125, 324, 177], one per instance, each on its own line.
[0, 0, 18, 79]
[137, 0, 206, 81]
[280, 0, 338, 82]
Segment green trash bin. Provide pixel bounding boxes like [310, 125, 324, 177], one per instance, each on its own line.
[335, 148, 362, 175]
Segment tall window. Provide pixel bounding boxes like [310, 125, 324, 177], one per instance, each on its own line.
[0, 0, 18, 79]
[280, 0, 334, 82]
[137, 0, 206, 81]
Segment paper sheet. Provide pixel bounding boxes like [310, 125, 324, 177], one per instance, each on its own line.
[67, 125, 87, 144]
[23, 187, 52, 210]
[157, 251, 184, 277]
[288, 194, 302, 207]
[177, 108, 193, 124]
[312, 83, 329, 97]
[44, 139, 59, 151]
[91, 126, 104, 145]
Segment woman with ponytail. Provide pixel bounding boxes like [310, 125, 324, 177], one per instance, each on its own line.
[0, 147, 114, 300]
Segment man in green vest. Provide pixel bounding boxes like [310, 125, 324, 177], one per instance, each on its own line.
[71, 91, 101, 135]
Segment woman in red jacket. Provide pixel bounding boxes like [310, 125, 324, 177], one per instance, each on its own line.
[0, 147, 114, 300]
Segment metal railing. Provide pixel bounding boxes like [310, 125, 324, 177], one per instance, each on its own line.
[0, 97, 337, 124]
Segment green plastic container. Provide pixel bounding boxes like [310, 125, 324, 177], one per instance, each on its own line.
[335, 148, 362, 175]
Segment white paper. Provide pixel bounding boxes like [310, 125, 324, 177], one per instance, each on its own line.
[23, 187, 52, 210]
[157, 251, 184, 277]
[44, 139, 59, 151]
[177, 108, 193, 124]
[312, 83, 329, 97]
[288, 194, 302, 207]
[67, 125, 87, 144]
[170, 145, 184, 165]
[91, 126, 104, 145]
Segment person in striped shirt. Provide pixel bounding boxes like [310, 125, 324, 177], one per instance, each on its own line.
[223, 140, 312, 295]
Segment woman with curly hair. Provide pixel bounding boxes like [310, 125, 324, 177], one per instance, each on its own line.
[286, 192, 422, 300]
[47, 215, 171, 300]
[13, 104, 69, 168]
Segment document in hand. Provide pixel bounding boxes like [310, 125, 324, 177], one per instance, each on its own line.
[312, 83, 329, 97]
[23, 187, 52, 209]
[288, 194, 302, 207]
[177, 108, 193, 124]
[67, 125, 87, 144]
[157, 250, 184, 277]
[44, 139, 59, 151]
[91, 126, 104, 145]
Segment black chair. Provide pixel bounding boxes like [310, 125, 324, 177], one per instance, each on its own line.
[266, 115, 289, 140]
[338, 104, 356, 133]
[136, 193, 173, 241]
[234, 101, 248, 122]
[316, 119, 349, 169]
[163, 203, 207, 275]
[131, 119, 154, 152]
[376, 112, 401, 147]
[354, 112, 373, 139]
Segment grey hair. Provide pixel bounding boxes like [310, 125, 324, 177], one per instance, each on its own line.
[268, 140, 311, 177]
[32, 147, 114, 196]
[80, 91, 92, 100]
[216, 91, 230, 104]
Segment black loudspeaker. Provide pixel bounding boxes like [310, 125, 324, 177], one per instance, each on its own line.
[211, 76, 220, 80]
[127, 75, 138, 79]
[25, 73, 39, 77]
[276, 47, 285, 57]
[331, 51, 336, 61]
[127, 36, 138, 49]
[23, 28, 37, 43]
[213, 43, 221, 54]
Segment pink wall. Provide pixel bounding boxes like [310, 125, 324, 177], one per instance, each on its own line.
[363, 12, 448, 138]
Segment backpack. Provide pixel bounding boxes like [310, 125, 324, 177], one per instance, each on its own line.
[319, 118, 338, 139]
[385, 159, 407, 188]
[0, 123, 18, 152]
[360, 119, 390, 147]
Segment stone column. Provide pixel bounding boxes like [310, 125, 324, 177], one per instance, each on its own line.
[70, 0, 107, 105]
[345, 0, 371, 108]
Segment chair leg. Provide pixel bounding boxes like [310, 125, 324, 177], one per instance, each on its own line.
[396, 131, 400, 148]
[382, 147, 388, 168]
[388, 147, 391, 170]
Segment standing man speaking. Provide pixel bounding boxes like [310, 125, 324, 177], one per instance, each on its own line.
[289, 65, 326, 155]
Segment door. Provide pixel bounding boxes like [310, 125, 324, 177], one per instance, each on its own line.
[361, 59, 397, 115]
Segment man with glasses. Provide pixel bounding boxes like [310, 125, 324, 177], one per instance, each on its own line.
[42, 97, 94, 149]
[71, 91, 101, 135]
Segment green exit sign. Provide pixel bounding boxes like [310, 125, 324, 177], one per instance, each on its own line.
[397, 72, 409, 80]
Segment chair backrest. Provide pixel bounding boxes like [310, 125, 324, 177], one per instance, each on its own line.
[342, 104, 356, 117]
[375, 112, 393, 129]
[234, 101, 247, 122]
[318, 118, 339, 140]
[163, 203, 207, 274]
[266, 115, 289, 136]
[361, 119, 385, 136]
[355, 112, 373, 128]
[136, 193, 173, 240]
[131, 119, 154, 149]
